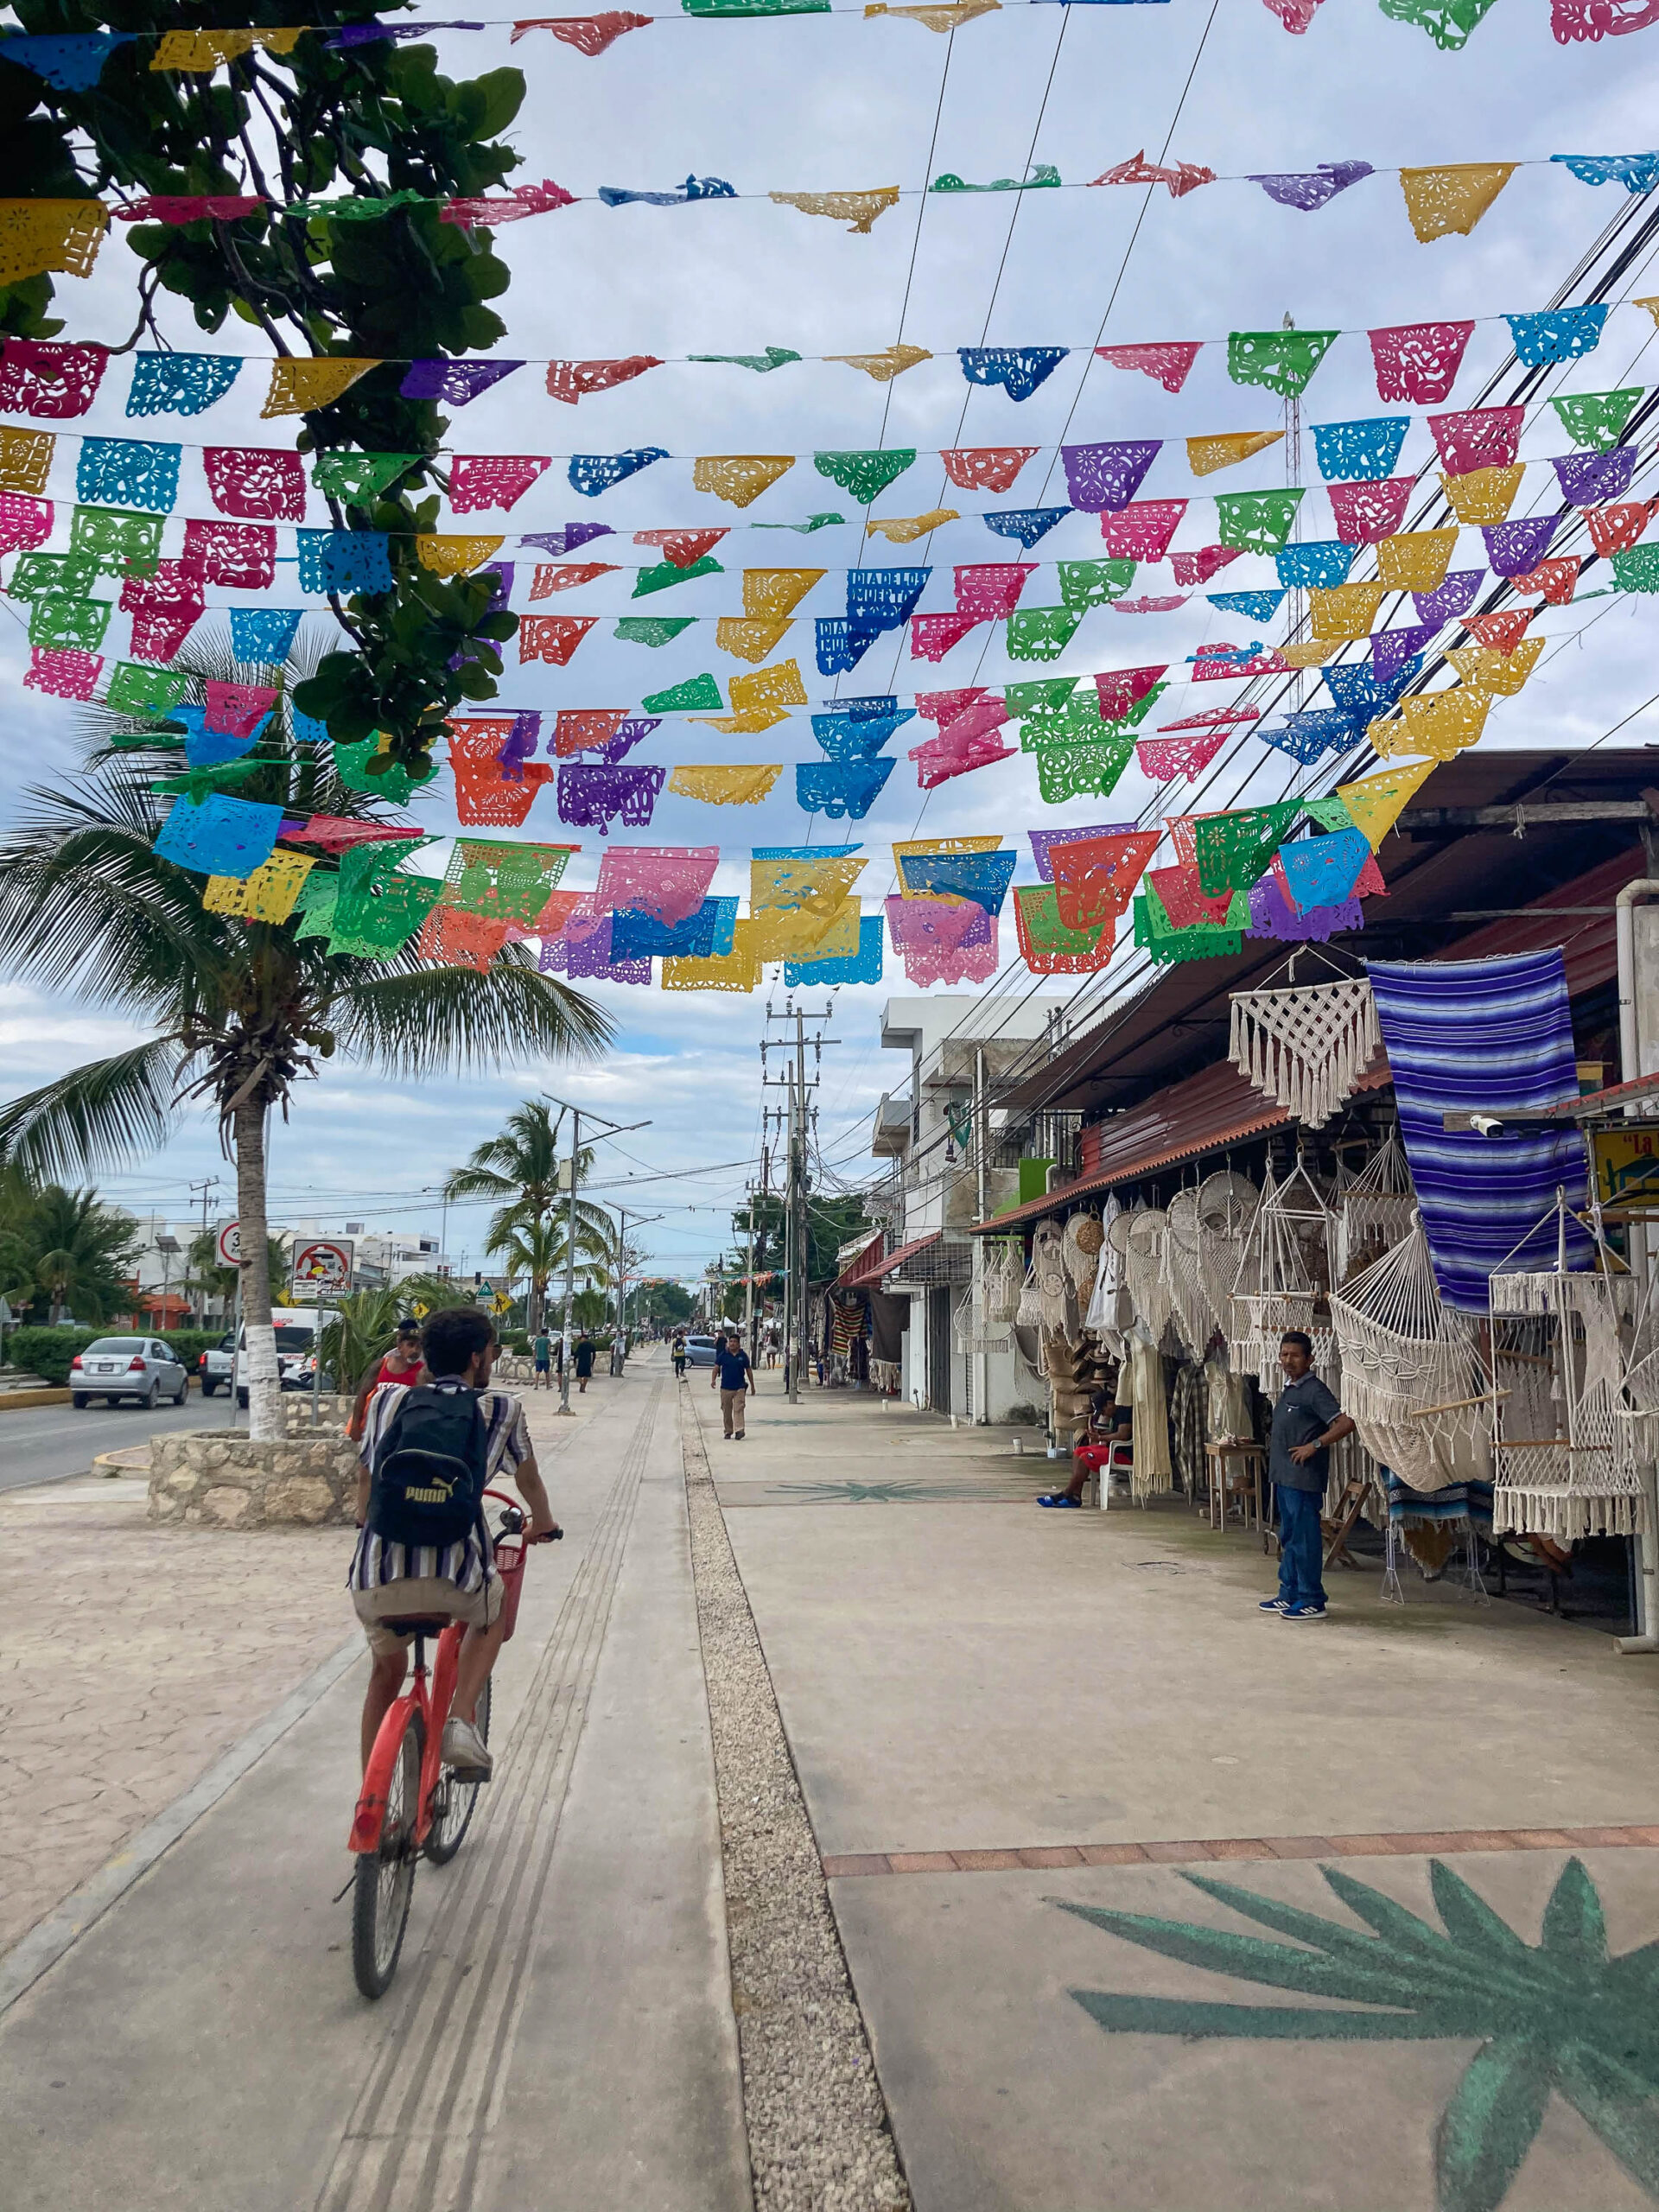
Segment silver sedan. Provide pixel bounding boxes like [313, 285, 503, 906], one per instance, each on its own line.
[70, 1336, 189, 1409]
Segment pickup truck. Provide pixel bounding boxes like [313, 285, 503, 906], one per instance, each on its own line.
[198, 1332, 235, 1396]
[233, 1312, 342, 1408]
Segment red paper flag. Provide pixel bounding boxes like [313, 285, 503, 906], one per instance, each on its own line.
[1052, 830, 1160, 929]
[1585, 500, 1656, 556]
[634, 527, 728, 569]
[1460, 608, 1533, 652]
[1509, 556, 1580, 604]
[555, 709, 629, 756]
[938, 448, 1037, 493]
[530, 561, 619, 596]
[520, 615, 596, 666]
[545, 356, 663, 404]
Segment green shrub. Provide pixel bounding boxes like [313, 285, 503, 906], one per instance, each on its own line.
[7, 1325, 227, 1386]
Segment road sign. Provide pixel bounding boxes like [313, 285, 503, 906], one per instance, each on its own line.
[1594, 1128, 1659, 1213]
[292, 1238, 354, 1298]
[216, 1220, 240, 1267]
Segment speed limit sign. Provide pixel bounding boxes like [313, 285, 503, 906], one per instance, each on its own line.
[216, 1220, 241, 1267]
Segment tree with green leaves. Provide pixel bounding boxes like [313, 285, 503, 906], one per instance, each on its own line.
[443, 1100, 612, 1328]
[0, 683, 608, 1440]
[0, 1179, 138, 1326]
[482, 1211, 607, 1333]
[186, 1219, 290, 1320]
[630, 1279, 694, 1327]
[728, 1191, 873, 1286]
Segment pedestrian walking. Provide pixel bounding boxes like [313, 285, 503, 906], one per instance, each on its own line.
[1261, 1331, 1355, 1622]
[531, 1328, 552, 1389]
[710, 1327, 754, 1440]
[671, 1329, 687, 1379]
[574, 1331, 596, 1393]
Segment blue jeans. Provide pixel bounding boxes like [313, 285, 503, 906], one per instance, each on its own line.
[1276, 1483, 1326, 1610]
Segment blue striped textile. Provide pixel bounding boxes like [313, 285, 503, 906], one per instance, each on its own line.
[1368, 951, 1591, 1311]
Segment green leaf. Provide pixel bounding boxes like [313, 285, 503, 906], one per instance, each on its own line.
[1554, 2044, 1659, 2196]
[1430, 1862, 1546, 1974]
[1541, 1860, 1609, 1973]
[0, 1042, 187, 1183]
[1434, 2040, 1553, 2212]
[1070, 1991, 1452, 2043]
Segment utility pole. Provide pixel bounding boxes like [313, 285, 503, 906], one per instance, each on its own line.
[760, 999, 837, 1404]
[543, 1093, 652, 1414]
[741, 1187, 757, 1366]
[189, 1176, 219, 1325]
[975, 1044, 990, 1425]
[612, 1206, 662, 1370]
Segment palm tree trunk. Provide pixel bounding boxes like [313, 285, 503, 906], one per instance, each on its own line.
[233, 1097, 282, 1441]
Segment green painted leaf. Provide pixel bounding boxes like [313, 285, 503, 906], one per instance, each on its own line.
[1553, 2044, 1659, 2196]
[1319, 1868, 1506, 1993]
[1434, 2040, 1553, 2212]
[1055, 1900, 1445, 2014]
[1542, 1859, 1609, 1973]
[1070, 1991, 1451, 2043]
[1428, 1862, 1545, 1974]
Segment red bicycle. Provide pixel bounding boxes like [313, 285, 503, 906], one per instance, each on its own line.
[348, 1489, 556, 1999]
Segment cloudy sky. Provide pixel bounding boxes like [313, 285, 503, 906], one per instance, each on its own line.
[3, 0, 1657, 1281]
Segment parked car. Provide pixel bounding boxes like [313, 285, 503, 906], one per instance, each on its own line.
[71, 1336, 188, 1409]
[233, 1313, 341, 1408]
[683, 1333, 719, 1368]
[199, 1332, 234, 1397]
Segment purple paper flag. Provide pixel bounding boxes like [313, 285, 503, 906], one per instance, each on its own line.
[519, 524, 614, 556]
[1549, 447, 1639, 505]
[1371, 624, 1439, 682]
[556, 761, 664, 833]
[1246, 874, 1362, 944]
[593, 715, 661, 764]
[499, 709, 542, 776]
[1410, 569, 1484, 626]
[538, 913, 653, 983]
[1061, 440, 1161, 514]
[1483, 515, 1560, 578]
[400, 359, 524, 404]
[1246, 162, 1374, 212]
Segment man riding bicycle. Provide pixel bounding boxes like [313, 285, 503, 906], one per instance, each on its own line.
[350, 1307, 557, 1782]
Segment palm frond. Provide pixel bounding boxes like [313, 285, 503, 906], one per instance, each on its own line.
[0, 1039, 190, 1182]
[329, 950, 613, 1078]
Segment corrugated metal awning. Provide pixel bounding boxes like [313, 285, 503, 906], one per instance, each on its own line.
[842, 1230, 940, 1287]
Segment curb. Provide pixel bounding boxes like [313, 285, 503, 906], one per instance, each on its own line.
[0, 1389, 71, 1411]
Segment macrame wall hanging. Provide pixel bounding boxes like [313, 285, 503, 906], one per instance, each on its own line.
[1123, 1209, 1175, 1349]
[1031, 1217, 1072, 1335]
[1084, 1193, 1131, 1351]
[1229, 975, 1381, 1128]
[1192, 1171, 1259, 1346]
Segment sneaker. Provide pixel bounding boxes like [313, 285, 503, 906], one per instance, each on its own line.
[1281, 1603, 1327, 1621]
[442, 1714, 493, 1781]
[1257, 1597, 1290, 1613]
[734, 1432, 746, 1440]
[1037, 1492, 1082, 1509]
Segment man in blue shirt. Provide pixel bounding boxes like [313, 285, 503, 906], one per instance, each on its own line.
[1262, 1330, 1354, 1622]
[710, 1328, 755, 1440]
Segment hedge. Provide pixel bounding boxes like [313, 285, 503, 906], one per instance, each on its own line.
[8, 1325, 226, 1387]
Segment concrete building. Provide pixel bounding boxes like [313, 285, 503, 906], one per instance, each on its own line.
[284, 1221, 452, 1292]
[861, 993, 1065, 1421]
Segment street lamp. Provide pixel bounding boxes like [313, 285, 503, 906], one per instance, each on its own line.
[156, 1232, 181, 1335]
[542, 1093, 652, 1414]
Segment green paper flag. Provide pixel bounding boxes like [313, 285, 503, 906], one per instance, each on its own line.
[1548, 387, 1643, 454]
[1193, 801, 1304, 896]
[312, 451, 423, 502]
[1033, 736, 1135, 805]
[150, 759, 274, 804]
[632, 556, 723, 597]
[1057, 558, 1137, 611]
[67, 506, 164, 577]
[10, 551, 99, 600]
[813, 449, 916, 503]
[1376, 0, 1500, 50]
[1005, 677, 1080, 716]
[643, 671, 725, 712]
[1302, 794, 1359, 834]
[1611, 544, 1659, 593]
[688, 346, 802, 373]
[616, 617, 697, 647]
[754, 512, 845, 533]
[1134, 880, 1248, 964]
[931, 165, 1061, 194]
[292, 871, 339, 942]
[334, 738, 436, 805]
[1215, 489, 1306, 554]
[329, 839, 440, 957]
[1226, 329, 1339, 399]
[1005, 606, 1084, 663]
[683, 0, 830, 12]
[106, 663, 192, 717]
[29, 595, 111, 652]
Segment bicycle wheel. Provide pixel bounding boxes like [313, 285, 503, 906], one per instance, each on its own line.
[425, 1676, 490, 1866]
[352, 1711, 423, 2000]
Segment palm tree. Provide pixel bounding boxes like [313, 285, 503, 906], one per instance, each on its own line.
[22, 1185, 140, 1326]
[443, 1099, 612, 1328]
[0, 629, 610, 1439]
[483, 1211, 607, 1331]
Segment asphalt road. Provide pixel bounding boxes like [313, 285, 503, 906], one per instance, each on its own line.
[0, 1391, 227, 1494]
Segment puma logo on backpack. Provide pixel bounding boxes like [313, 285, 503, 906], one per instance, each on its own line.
[368, 1384, 488, 1549]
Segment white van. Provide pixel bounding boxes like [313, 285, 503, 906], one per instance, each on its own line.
[233, 1312, 342, 1408]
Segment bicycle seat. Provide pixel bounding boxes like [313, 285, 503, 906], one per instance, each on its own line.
[382, 1614, 455, 1637]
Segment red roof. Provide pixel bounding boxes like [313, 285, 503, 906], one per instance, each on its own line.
[836, 1231, 884, 1288]
[842, 1230, 941, 1287]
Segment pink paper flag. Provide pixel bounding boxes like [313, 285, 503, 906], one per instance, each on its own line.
[449, 454, 552, 513]
[911, 612, 983, 661]
[955, 563, 1036, 620]
[1170, 544, 1243, 587]
[1328, 477, 1414, 546]
[1100, 499, 1187, 561]
[1135, 725, 1230, 782]
[1369, 321, 1474, 406]
[1094, 341, 1203, 395]
[1095, 664, 1167, 721]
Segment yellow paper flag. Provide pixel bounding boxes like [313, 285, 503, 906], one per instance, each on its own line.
[867, 509, 958, 543]
[662, 918, 764, 995]
[666, 764, 783, 805]
[827, 344, 933, 381]
[1445, 638, 1545, 696]
[1399, 163, 1516, 245]
[1185, 429, 1284, 478]
[1635, 297, 1659, 331]
[752, 855, 866, 931]
[0, 426, 54, 495]
[202, 850, 316, 924]
[692, 455, 795, 509]
[769, 188, 900, 234]
[716, 618, 793, 664]
[152, 28, 304, 69]
[729, 658, 808, 715]
[1309, 582, 1388, 640]
[694, 709, 790, 734]
[1371, 686, 1495, 761]
[1439, 465, 1523, 525]
[893, 836, 999, 861]
[0, 199, 109, 288]
[1334, 757, 1439, 848]
[1278, 639, 1339, 669]
[416, 534, 505, 576]
[262, 357, 379, 418]
[748, 897, 862, 963]
[1375, 528, 1459, 593]
[866, 0, 1000, 24]
[741, 568, 825, 619]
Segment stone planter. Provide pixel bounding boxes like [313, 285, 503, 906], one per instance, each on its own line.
[282, 1392, 356, 1437]
[147, 1428, 359, 1529]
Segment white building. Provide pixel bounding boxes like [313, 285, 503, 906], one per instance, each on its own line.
[863, 994, 1065, 1421]
[286, 1221, 453, 1291]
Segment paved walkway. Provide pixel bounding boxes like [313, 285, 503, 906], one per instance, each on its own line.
[7, 1361, 1659, 2212]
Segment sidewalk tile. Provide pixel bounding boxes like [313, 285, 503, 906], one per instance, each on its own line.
[950, 1848, 1026, 1872]
[1077, 1843, 1150, 1866]
[1141, 1840, 1216, 1863]
[1015, 1846, 1084, 1869]
[887, 1852, 959, 1874]
[1263, 1834, 1336, 1859]
[822, 1853, 892, 1878]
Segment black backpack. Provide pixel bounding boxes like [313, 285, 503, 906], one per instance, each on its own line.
[368, 1383, 488, 1549]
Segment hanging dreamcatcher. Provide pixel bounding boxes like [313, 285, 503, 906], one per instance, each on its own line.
[1164, 1186, 1219, 1360]
[1123, 1209, 1175, 1347]
[1193, 1171, 1259, 1347]
[1084, 1193, 1131, 1348]
[1032, 1217, 1071, 1333]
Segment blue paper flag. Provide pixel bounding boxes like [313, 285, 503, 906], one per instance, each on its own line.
[984, 507, 1071, 549]
[126, 353, 242, 420]
[0, 31, 136, 90]
[76, 437, 181, 515]
[814, 619, 863, 677]
[1258, 709, 1360, 766]
[598, 176, 735, 207]
[810, 701, 914, 759]
[1552, 151, 1659, 195]
[296, 530, 395, 595]
[1208, 590, 1285, 622]
[1274, 542, 1355, 589]
[1311, 416, 1410, 484]
[785, 913, 886, 986]
[290, 709, 331, 746]
[847, 567, 931, 639]
[153, 792, 284, 879]
[957, 347, 1069, 403]
[569, 448, 670, 498]
[898, 849, 1017, 915]
[1504, 304, 1608, 367]
[1279, 829, 1370, 913]
[229, 609, 303, 663]
[796, 758, 896, 819]
[610, 897, 739, 960]
[1325, 658, 1421, 718]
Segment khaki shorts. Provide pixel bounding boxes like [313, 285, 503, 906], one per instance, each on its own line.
[353, 1573, 502, 1659]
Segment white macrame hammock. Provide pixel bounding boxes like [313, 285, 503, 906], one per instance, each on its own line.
[1123, 1209, 1174, 1348]
[1491, 1261, 1648, 1541]
[1193, 1170, 1258, 1347]
[1229, 976, 1381, 1130]
[1335, 1129, 1417, 1281]
[1328, 1215, 1486, 1495]
[1164, 1187, 1220, 1361]
[1228, 1160, 1336, 1380]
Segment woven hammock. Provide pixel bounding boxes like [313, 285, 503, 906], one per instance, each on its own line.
[1229, 1162, 1335, 1378]
[1164, 1188, 1220, 1360]
[1336, 1129, 1417, 1279]
[1491, 1263, 1647, 1539]
[1128, 1338, 1174, 1501]
[1329, 1217, 1485, 1493]
[1193, 1171, 1259, 1347]
[1229, 976, 1381, 1129]
[983, 1236, 1024, 1325]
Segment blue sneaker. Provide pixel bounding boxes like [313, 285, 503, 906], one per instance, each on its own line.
[1257, 1597, 1289, 1613]
[1281, 1602, 1327, 1620]
[1037, 1492, 1082, 1509]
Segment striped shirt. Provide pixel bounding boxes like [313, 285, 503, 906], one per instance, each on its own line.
[347, 1382, 532, 1595]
